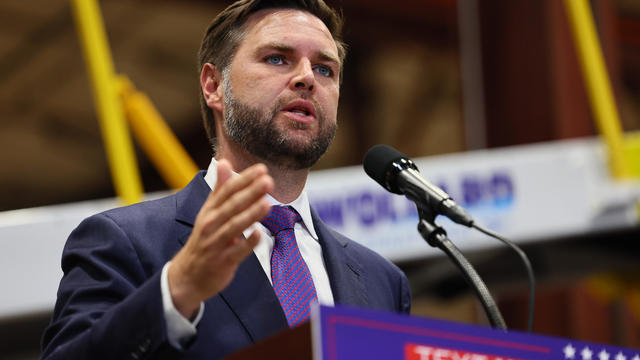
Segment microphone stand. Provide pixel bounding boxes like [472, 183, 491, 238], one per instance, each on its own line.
[417, 208, 507, 330]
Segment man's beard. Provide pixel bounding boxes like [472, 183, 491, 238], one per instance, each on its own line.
[222, 76, 336, 170]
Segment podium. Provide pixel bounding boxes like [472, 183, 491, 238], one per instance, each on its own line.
[228, 304, 640, 360]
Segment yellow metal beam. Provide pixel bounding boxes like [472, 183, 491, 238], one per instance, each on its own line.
[118, 76, 199, 189]
[70, 0, 143, 204]
[564, 0, 631, 179]
[624, 132, 640, 178]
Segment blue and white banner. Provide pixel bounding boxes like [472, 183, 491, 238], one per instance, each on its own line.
[0, 136, 638, 318]
[306, 138, 639, 261]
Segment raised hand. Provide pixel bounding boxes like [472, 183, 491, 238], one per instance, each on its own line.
[168, 160, 274, 318]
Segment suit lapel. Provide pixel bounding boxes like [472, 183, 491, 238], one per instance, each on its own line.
[174, 171, 288, 341]
[220, 255, 288, 341]
[175, 171, 210, 244]
[311, 208, 369, 307]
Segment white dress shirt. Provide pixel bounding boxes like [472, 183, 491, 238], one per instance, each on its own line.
[161, 158, 334, 348]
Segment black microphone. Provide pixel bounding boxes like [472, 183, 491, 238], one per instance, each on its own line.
[363, 144, 474, 227]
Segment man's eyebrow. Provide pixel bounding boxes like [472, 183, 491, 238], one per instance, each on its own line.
[258, 42, 295, 54]
[257, 42, 341, 67]
[317, 51, 341, 68]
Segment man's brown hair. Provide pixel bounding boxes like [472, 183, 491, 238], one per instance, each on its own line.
[197, 0, 346, 147]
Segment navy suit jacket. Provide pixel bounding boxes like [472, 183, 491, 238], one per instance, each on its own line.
[41, 172, 411, 360]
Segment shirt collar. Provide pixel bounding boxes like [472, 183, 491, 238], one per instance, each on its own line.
[203, 158, 318, 240]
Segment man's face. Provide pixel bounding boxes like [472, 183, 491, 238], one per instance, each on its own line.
[221, 9, 341, 170]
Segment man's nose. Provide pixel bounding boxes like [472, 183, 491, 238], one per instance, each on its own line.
[290, 59, 314, 92]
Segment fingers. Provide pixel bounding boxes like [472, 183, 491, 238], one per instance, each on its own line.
[222, 228, 263, 265]
[201, 160, 264, 211]
[212, 173, 272, 228]
[212, 195, 271, 249]
[209, 161, 269, 208]
[201, 159, 239, 208]
[215, 159, 234, 188]
[196, 161, 273, 250]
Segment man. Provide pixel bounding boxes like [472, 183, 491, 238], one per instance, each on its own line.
[41, 0, 410, 359]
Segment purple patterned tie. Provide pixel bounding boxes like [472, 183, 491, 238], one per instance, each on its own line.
[261, 205, 318, 327]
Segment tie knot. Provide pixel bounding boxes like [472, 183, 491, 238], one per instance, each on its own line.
[260, 205, 301, 235]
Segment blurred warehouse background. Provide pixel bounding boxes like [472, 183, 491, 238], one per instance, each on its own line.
[2, 0, 640, 358]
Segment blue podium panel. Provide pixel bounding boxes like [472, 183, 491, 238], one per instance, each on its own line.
[312, 305, 640, 360]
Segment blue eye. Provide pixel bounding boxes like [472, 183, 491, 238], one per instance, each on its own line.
[314, 65, 333, 77]
[266, 55, 284, 65]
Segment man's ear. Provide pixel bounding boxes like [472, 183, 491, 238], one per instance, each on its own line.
[200, 63, 224, 113]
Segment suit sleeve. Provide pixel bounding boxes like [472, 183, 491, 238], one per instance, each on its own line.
[41, 214, 181, 360]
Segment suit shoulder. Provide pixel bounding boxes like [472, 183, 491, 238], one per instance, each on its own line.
[324, 226, 404, 275]
[95, 171, 208, 229]
[98, 193, 177, 225]
[63, 191, 187, 277]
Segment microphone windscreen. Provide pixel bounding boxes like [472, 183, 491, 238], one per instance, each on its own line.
[363, 144, 407, 193]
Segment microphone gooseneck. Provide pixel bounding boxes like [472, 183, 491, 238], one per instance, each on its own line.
[363, 144, 537, 332]
[364, 145, 511, 329]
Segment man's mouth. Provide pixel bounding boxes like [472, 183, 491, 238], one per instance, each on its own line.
[282, 100, 317, 123]
[288, 107, 311, 116]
